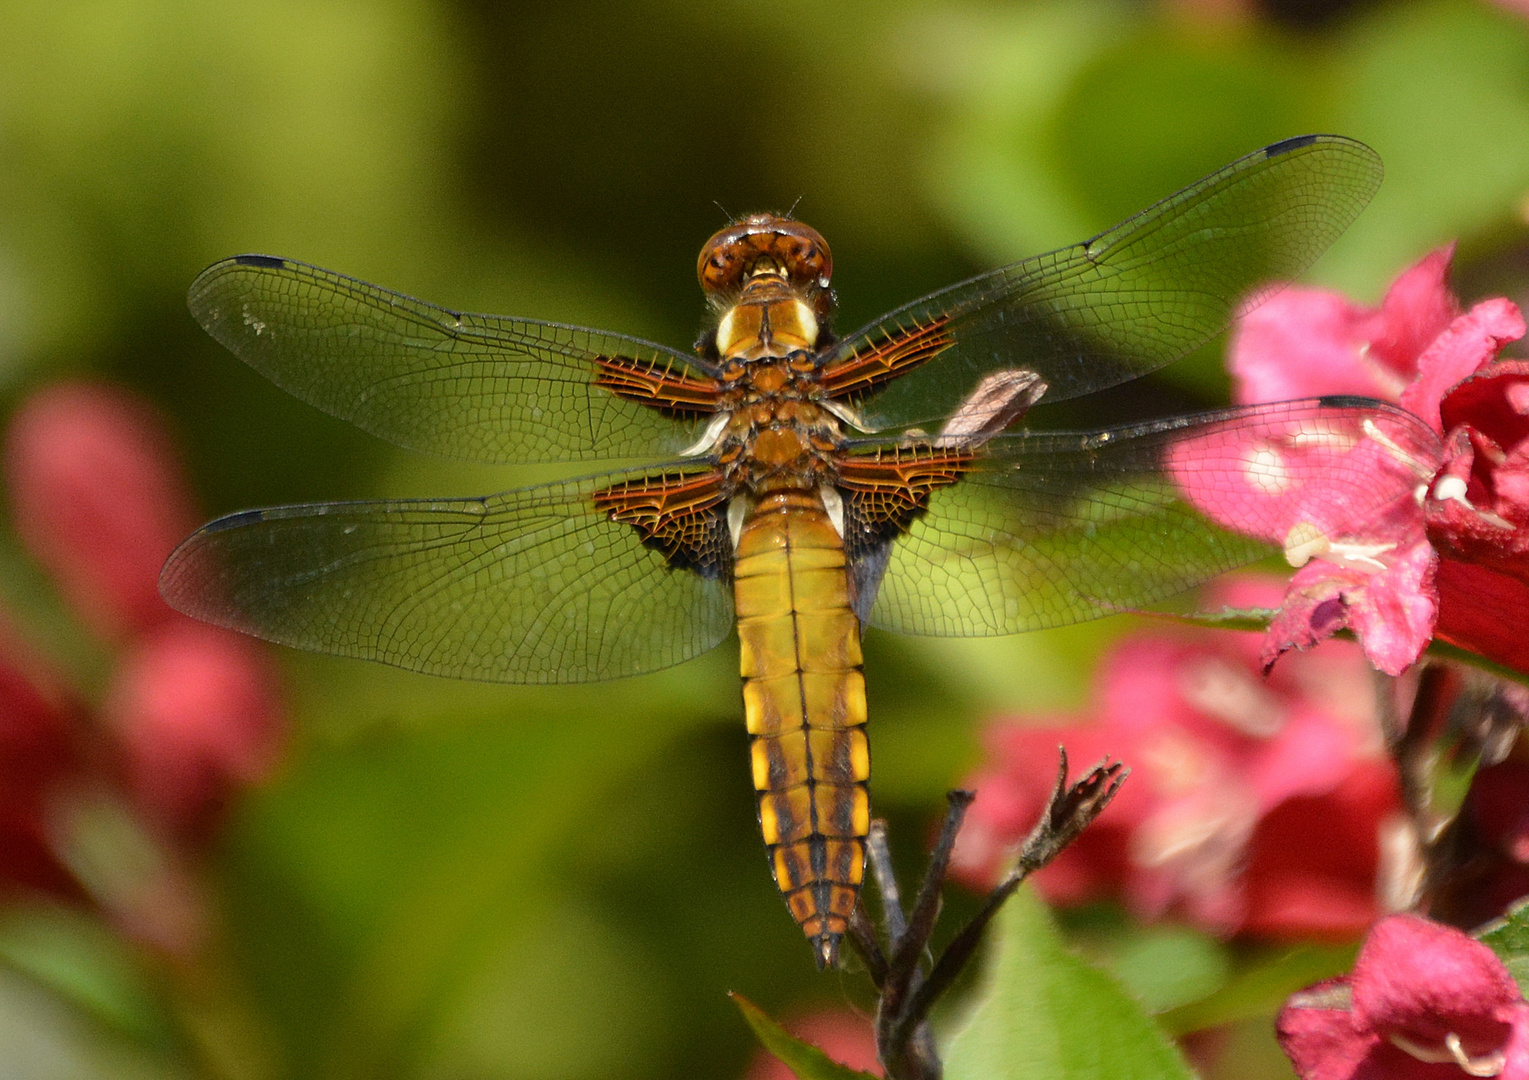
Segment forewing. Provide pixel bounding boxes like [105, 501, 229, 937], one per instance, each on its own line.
[158, 471, 735, 683]
[862, 398, 1439, 636]
[826, 136, 1383, 431]
[187, 256, 716, 464]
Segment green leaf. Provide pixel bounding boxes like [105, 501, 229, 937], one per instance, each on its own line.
[1479, 900, 1529, 996]
[0, 905, 172, 1049]
[730, 994, 878, 1080]
[943, 887, 1193, 1080]
[1157, 942, 1359, 1037]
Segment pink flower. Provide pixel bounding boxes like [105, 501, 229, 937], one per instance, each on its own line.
[0, 618, 87, 902]
[0, 382, 286, 948]
[1173, 248, 1529, 676]
[951, 579, 1400, 938]
[744, 1009, 881, 1080]
[4, 383, 284, 841]
[1278, 914, 1529, 1079]
[5, 384, 199, 641]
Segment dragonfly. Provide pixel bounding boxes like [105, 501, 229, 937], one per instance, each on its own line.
[161, 134, 1431, 967]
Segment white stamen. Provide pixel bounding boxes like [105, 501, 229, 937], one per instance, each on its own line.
[1284, 522, 1329, 568]
[1433, 474, 1471, 506]
[1325, 538, 1396, 573]
[1388, 1032, 1507, 1077]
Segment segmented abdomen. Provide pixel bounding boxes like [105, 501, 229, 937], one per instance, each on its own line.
[733, 489, 869, 967]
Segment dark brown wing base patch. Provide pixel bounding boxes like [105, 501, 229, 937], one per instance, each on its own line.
[834, 446, 973, 620]
[592, 470, 731, 578]
[836, 445, 973, 547]
[594, 354, 722, 416]
[818, 315, 953, 400]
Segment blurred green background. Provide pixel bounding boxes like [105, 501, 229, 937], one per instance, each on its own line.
[6, 1, 1529, 1077]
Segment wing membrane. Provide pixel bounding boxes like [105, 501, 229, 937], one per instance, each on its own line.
[187, 257, 715, 464]
[862, 398, 1438, 636]
[158, 471, 735, 683]
[828, 136, 1383, 431]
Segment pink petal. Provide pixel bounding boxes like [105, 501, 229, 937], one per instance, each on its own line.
[1363, 245, 1461, 381]
[1277, 980, 1383, 1080]
[1168, 404, 1438, 557]
[103, 617, 284, 839]
[1240, 762, 1398, 941]
[1351, 915, 1520, 1044]
[1230, 246, 1461, 409]
[1244, 709, 1363, 807]
[1261, 538, 1439, 677]
[1231, 289, 1385, 404]
[1439, 360, 1529, 454]
[1503, 1005, 1529, 1080]
[4, 384, 199, 640]
[1400, 300, 1527, 434]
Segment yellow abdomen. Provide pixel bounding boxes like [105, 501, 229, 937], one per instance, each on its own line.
[734, 489, 869, 967]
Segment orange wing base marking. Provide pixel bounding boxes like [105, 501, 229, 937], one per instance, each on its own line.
[819, 315, 954, 400]
[836, 445, 973, 541]
[592, 469, 730, 575]
[594, 354, 722, 415]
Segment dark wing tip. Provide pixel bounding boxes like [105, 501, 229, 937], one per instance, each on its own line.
[1316, 393, 1389, 409]
[1264, 133, 1321, 157]
[232, 254, 289, 269]
[199, 507, 270, 533]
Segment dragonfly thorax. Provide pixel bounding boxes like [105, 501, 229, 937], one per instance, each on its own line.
[714, 274, 822, 362]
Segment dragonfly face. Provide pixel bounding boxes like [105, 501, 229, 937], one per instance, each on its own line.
[161, 135, 1438, 967]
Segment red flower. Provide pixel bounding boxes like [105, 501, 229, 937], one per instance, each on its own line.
[951, 579, 1400, 938]
[1174, 248, 1529, 676]
[5, 384, 199, 641]
[4, 383, 284, 840]
[0, 619, 87, 901]
[1278, 914, 1529, 1079]
[0, 383, 285, 944]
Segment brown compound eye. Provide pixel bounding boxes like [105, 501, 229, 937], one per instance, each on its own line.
[697, 214, 833, 294]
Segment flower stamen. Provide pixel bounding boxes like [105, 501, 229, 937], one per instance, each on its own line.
[1387, 1032, 1507, 1077]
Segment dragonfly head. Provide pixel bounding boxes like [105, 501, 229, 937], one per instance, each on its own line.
[697, 214, 834, 312]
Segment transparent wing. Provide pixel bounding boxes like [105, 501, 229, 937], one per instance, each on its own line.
[828, 136, 1382, 432]
[158, 471, 735, 683]
[187, 256, 715, 465]
[862, 397, 1439, 636]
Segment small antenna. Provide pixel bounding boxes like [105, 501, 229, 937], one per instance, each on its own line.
[712, 200, 735, 224]
[785, 194, 805, 219]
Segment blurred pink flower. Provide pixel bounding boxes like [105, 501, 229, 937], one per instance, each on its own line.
[951, 578, 1400, 939]
[1278, 914, 1529, 1079]
[5, 383, 198, 640]
[744, 1009, 880, 1080]
[4, 382, 284, 841]
[0, 619, 87, 902]
[104, 620, 281, 839]
[1173, 247, 1529, 676]
[0, 382, 285, 946]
